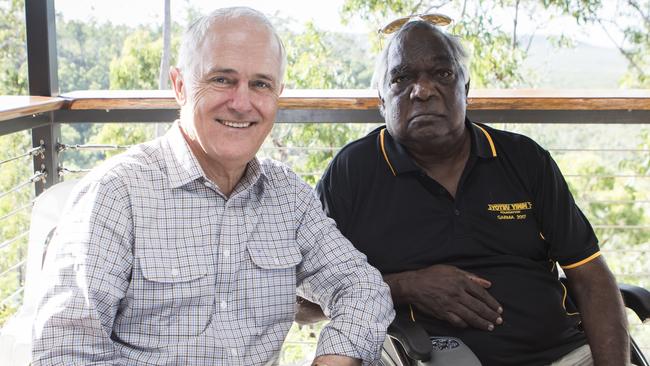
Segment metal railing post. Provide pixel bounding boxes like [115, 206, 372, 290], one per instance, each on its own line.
[25, 0, 60, 195]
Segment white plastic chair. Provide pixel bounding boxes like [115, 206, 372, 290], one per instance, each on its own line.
[0, 179, 79, 366]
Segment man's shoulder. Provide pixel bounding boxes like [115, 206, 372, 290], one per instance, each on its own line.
[78, 139, 165, 189]
[478, 122, 547, 158]
[479, 123, 537, 144]
[259, 158, 305, 189]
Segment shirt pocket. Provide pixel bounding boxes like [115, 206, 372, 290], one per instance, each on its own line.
[133, 249, 215, 341]
[140, 255, 208, 282]
[244, 241, 302, 328]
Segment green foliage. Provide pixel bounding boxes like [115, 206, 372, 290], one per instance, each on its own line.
[279, 322, 323, 364]
[281, 21, 374, 89]
[341, 0, 420, 23]
[343, 0, 532, 88]
[57, 19, 129, 92]
[618, 2, 650, 87]
[451, 12, 526, 87]
[0, 0, 33, 326]
[636, 129, 650, 175]
[269, 21, 379, 185]
[562, 153, 649, 248]
[0, 0, 27, 94]
[541, 0, 603, 23]
[57, 18, 131, 171]
[89, 123, 156, 159]
[0, 130, 33, 326]
[109, 30, 165, 90]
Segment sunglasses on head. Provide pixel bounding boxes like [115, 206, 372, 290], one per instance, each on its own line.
[377, 13, 453, 35]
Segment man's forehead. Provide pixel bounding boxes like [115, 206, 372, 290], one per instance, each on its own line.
[387, 32, 454, 70]
[194, 20, 281, 79]
[202, 18, 275, 51]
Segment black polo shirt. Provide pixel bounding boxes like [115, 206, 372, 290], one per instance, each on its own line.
[317, 120, 600, 366]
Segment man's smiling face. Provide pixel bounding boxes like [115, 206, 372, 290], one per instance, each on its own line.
[175, 16, 283, 169]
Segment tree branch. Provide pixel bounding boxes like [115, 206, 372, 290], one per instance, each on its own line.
[627, 0, 650, 27]
[596, 18, 646, 78]
[512, 0, 520, 50]
[460, 0, 468, 19]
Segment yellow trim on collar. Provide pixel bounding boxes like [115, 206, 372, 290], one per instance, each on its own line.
[380, 129, 397, 176]
[561, 251, 602, 270]
[473, 123, 497, 157]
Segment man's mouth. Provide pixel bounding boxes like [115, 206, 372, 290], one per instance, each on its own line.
[216, 119, 254, 129]
[409, 113, 446, 123]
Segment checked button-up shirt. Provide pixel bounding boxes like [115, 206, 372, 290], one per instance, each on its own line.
[32, 123, 394, 366]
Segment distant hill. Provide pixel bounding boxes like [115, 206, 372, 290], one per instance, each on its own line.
[521, 35, 629, 88]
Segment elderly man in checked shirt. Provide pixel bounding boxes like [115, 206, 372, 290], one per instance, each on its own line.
[31, 7, 394, 366]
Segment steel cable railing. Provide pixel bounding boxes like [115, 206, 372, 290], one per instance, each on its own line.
[58, 167, 91, 176]
[564, 174, 650, 178]
[0, 145, 45, 167]
[57, 143, 132, 176]
[0, 287, 24, 307]
[0, 259, 27, 280]
[0, 202, 33, 223]
[0, 170, 47, 200]
[0, 231, 29, 251]
[57, 143, 131, 152]
[592, 225, 650, 229]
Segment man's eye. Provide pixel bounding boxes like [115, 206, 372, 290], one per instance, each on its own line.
[438, 70, 453, 78]
[253, 80, 272, 89]
[211, 77, 229, 84]
[391, 76, 407, 84]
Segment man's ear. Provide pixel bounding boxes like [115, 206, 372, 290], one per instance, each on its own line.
[169, 67, 187, 105]
[465, 78, 470, 98]
[378, 90, 385, 117]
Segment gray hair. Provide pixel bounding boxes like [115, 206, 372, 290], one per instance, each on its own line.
[372, 22, 469, 95]
[177, 7, 287, 83]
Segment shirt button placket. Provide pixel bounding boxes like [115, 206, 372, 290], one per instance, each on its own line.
[217, 202, 235, 318]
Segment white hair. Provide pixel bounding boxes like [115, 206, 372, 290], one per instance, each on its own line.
[177, 6, 287, 83]
[372, 22, 469, 95]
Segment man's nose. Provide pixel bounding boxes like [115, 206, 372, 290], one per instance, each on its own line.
[228, 82, 253, 112]
[410, 77, 437, 101]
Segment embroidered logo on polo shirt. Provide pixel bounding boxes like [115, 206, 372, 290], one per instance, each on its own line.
[487, 201, 533, 220]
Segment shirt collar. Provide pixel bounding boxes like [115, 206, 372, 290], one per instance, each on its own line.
[163, 121, 268, 190]
[164, 122, 205, 188]
[379, 118, 497, 176]
[470, 120, 498, 159]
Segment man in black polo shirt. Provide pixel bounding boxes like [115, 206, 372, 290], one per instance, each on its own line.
[311, 20, 629, 366]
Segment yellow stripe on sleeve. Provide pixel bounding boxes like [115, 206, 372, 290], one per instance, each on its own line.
[561, 251, 601, 270]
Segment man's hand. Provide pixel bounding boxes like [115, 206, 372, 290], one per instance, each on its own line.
[312, 354, 361, 366]
[384, 264, 503, 331]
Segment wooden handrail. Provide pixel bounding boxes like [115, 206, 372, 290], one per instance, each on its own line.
[2, 89, 650, 123]
[0, 96, 65, 122]
[61, 89, 650, 111]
